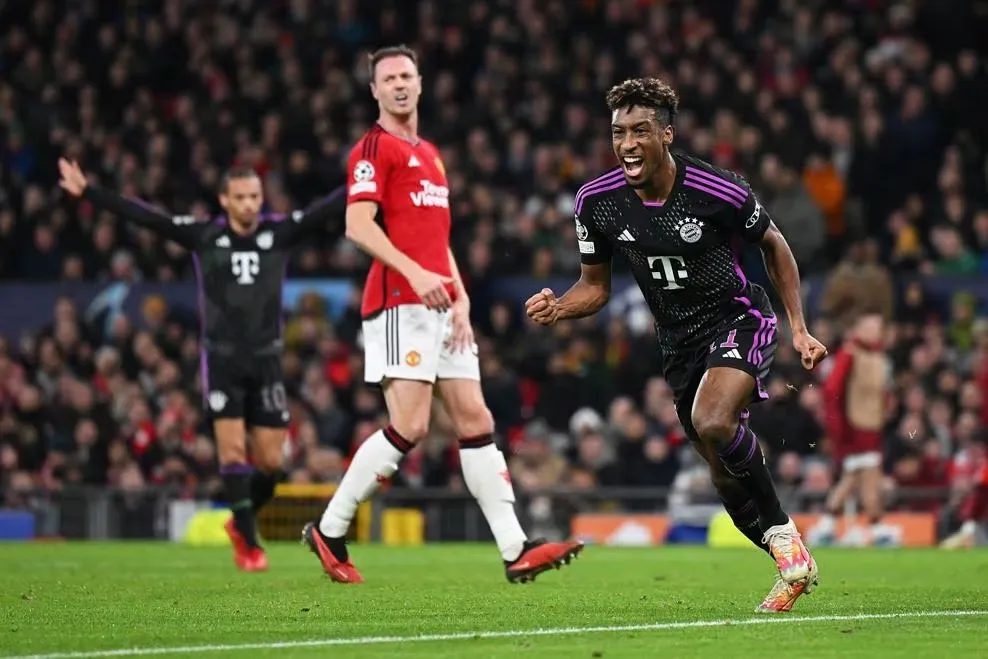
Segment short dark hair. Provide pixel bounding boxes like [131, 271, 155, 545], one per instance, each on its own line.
[368, 45, 419, 81]
[219, 167, 259, 193]
[606, 78, 679, 127]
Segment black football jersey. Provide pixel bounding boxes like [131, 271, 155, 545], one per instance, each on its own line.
[84, 187, 344, 350]
[575, 152, 774, 352]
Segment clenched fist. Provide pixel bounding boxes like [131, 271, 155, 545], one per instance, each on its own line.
[793, 330, 828, 371]
[525, 288, 558, 326]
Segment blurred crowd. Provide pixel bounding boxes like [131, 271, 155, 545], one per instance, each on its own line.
[1, 0, 987, 539]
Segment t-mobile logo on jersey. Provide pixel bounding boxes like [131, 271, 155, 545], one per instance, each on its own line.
[231, 251, 260, 284]
[410, 181, 449, 208]
[647, 256, 689, 290]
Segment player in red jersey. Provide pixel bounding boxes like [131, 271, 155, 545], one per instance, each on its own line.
[809, 313, 898, 546]
[302, 45, 582, 584]
[941, 432, 988, 549]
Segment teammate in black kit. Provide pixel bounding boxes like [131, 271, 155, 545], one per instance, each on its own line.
[525, 79, 828, 613]
[58, 158, 344, 572]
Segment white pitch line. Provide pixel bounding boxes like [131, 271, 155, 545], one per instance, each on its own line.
[5, 610, 986, 659]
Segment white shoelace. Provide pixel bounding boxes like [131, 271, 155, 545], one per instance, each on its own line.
[762, 523, 798, 555]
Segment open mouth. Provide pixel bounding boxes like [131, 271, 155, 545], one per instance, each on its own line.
[395, 93, 409, 104]
[622, 156, 645, 178]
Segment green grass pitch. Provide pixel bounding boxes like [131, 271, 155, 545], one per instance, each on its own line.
[1, 543, 986, 658]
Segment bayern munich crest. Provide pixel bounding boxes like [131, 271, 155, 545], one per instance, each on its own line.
[256, 231, 273, 250]
[676, 217, 704, 244]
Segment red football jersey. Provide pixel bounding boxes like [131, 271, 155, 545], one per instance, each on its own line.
[347, 124, 456, 317]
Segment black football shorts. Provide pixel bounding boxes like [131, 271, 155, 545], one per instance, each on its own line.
[662, 311, 778, 437]
[201, 349, 290, 428]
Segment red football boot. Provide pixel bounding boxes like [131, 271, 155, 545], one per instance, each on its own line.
[241, 547, 269, 572]
[224, 518, 268, 572]
[301, 522, 364, 584]
[504, 538, 584, 583]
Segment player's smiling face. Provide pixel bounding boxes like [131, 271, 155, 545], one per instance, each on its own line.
[371, 55, 422, 118]
[611, 106, 673, 188]
[219, 175, 263, 228]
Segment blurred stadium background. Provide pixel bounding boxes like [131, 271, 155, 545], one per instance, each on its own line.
[0, 0, 986, 551]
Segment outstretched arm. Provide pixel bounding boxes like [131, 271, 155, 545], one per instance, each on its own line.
[59, 159, 201, 249]
[284, 186, 347, 244]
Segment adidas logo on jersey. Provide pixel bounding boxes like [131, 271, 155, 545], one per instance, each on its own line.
[721, 348, 742, 359]
[215, 236, 231, 248]
[408, 155, 421, 167]
[617, 230, 635, 242]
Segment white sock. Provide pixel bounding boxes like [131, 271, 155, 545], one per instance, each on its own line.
[319, 429, 404, 538]
[818, 514, 837, 531]
[460, 443, 527, 561]
[961, 520, 977, 536]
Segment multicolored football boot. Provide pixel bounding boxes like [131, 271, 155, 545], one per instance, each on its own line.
[763, 517, 814, 584]
[756, 517, 819, 613]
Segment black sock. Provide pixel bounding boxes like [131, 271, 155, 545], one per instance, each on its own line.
[315, 524, 349, 562]
[723, 500, 772, 555]
[716, 424, 789, 530]
[250, 470, 284, 514]
[222, 464, 259, 548]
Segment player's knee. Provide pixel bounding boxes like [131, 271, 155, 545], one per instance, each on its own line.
[861, 471, 883, 497]
[390, 418, 430, 444]
[254, 445, 285, 473]
[454, 405, 494, 439]
[691, 410, 737, 445]
[217, 443, 248, 465]
[214, 419, 248, 464]
[439, 381, 494, 438]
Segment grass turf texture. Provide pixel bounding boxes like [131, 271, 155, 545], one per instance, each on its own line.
[1, 543, 986, 658]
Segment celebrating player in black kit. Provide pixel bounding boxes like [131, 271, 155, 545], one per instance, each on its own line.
[525, 79, 828, 613]
[58, 158, 344, 572]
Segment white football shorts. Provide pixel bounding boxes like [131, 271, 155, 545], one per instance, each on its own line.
[842, 451, 883, 472]
[362, 304, 480, 384]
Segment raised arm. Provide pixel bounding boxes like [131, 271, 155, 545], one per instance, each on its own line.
[58, 159, 201, 249]
[283, 186, 347, 245]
